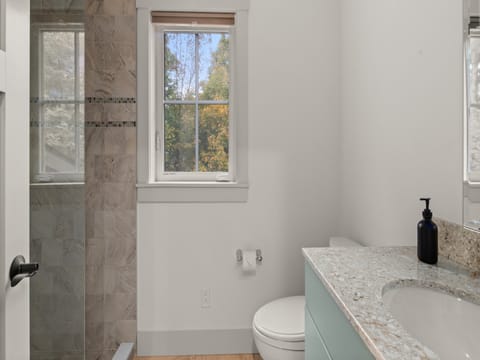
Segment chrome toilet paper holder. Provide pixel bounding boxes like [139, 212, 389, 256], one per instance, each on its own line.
[236, 249, 263, 263]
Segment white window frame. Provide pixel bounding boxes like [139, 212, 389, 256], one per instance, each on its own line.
[32, 23, 84, 184]
[136, 0, 249, 203]
[156, 26, 234, 182]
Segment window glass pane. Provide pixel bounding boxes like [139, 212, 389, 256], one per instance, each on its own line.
[78, 32, 85, 100]
[164, 32, 196, 101]
[199, 33, 230, 101]
[43, 104, 76, 172]
[199, 104, 229, 172]
[43, 31, 75, 100]
[164, 104, 195, 171]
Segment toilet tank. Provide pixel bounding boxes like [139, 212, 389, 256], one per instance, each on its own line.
[329, 237, 362, 247]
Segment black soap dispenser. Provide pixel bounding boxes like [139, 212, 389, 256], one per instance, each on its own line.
[417, 198, 438, 265]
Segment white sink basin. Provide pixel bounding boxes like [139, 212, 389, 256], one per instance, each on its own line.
[383, 285, 480, 359]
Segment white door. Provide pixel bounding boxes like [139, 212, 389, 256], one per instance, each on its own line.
[0, 0, 30, 359]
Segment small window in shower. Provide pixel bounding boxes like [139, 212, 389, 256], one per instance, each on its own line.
[31, 24, 84, 183]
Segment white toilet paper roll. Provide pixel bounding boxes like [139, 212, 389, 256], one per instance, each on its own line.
[242, 250, 257, 273]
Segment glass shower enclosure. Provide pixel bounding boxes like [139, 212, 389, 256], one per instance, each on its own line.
[29, 0, 85, 359]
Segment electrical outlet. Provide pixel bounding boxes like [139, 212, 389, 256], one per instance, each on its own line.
[201, 288, 211, 308]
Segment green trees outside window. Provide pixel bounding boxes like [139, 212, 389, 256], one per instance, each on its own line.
[163, 31, 230, 173]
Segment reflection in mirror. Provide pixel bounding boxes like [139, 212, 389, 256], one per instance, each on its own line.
[464, 0, 480, 230]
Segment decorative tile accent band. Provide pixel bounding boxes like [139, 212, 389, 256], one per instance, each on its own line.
[30, 97, 85, 104]
[85, 121, 136, 128]
[30, 121, 85, 128]
[86, 97, 137, 104]
[31, 121, 136, 128]
[30, 97, 136, 104]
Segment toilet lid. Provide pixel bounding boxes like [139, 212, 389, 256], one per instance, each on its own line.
[253, 296, 305, 342]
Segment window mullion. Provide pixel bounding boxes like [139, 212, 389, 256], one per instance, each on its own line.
[195, 32, 200, 172]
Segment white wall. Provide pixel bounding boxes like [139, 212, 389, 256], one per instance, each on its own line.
[137, 0, 341, 353]
[339, 0, 464, 246]
[138, 0, 466, 353]
[469, 0, 480, 16]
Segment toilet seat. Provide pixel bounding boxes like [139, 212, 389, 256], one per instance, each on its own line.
[253, 296, 305, 351]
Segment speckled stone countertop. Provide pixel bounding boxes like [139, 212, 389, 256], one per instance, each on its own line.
[302, 247, 480, 360]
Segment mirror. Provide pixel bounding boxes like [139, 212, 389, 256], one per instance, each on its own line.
[464, 0, 480, 230]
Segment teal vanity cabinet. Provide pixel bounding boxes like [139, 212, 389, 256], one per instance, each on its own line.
[305, 263, 375, 360]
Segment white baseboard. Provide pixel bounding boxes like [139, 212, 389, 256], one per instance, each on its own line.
[137, 328, 257, 356]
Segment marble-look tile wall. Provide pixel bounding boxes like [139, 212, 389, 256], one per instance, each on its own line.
[30, 185, 85, 360]
[30, 0, 84, 16]
[85, 0, 137, 358]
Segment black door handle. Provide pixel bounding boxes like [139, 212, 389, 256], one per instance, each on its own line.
[9, 255, 39, 287]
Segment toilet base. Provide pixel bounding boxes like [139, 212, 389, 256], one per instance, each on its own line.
[254, 334, 304, 360]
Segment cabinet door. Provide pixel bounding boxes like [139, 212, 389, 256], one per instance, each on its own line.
[306, 263, 375, 360]
[305, 309, 332, 360]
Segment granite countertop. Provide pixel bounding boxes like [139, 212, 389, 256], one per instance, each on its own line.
[302, 247, 480, 360]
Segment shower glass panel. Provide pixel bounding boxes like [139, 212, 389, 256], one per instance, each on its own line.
[29, 1, 85, 359]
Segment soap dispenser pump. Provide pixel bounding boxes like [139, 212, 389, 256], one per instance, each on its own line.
[417, 198, 438, 265]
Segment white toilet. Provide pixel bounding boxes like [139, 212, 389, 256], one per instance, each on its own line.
[252, 237, 361, 360]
